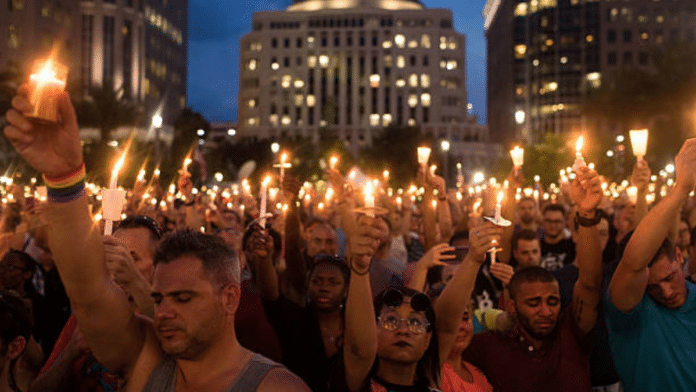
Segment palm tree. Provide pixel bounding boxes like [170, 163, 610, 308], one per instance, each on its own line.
[73, 82, 142, 144]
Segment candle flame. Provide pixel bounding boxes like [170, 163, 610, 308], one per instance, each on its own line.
[575, 136, 584, 153]
[383, 170, 390, 180]
[497, 190, 504, 203]
[112, 149, 128, 178]
[280, 152, 288, 164]
[262, 176, 272, 187]
[329, 155, 339, 169]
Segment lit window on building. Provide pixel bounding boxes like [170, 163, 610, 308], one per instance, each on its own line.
[448, 38, 457, 50]
[586, 35, 594, 43]
[295, 95, 304, 106]
[294, 80, 304, 89]
[560, 56, 568, 64]
[247, 117, 259, 126]
[408, 118, 416, 126]
[396, 78, 406, 88]
[281, 75, 292, 89]
[656, 14, 664, 24]
[446, 60, 457, 70]
[586, 72, 601, 89]
[271, 61, 280, 70]
[514, 2, 528, 17]
[395, 34, 405, 48]
[370, 74, 381, 88]
[247, 59, 257, 71]
[250, 42, 262, 51]
[421, 93, 431, 107]
[319, 55, 329, 68]
[439, 36, 447, 50]
[270, 114, 279, 126]
[408, 40, 418, 48]
[41, 0, 50, 17]
[514, 44, 527, 59]
[384, 55, 393, 67]
[532, 59, 540, 67]
[515, 86, 525, 96]
[382, 114, 392, 126]
[307, 36, 315, 48]
[409, 74, 418, 87]
[307, 95, 316, 107]
[281, 116, 291, 126]
[408, 94, 418, 108]
[397, 55, 405, 68]
[370, 114, 380, 126]
[421, 34, 431, 49]
[382, 40, 393, 49]
[421, 74, 430, 88]
[640, 31, 649, 41]
[248, 99, 257, 108]
[546, 82, 558, 92]
[8, 26, 19, 48]
[440, 60, 446, 69]
[539, 0, 557, 9]
[308, 56, 317, 67]
[545, 39, 554, 46]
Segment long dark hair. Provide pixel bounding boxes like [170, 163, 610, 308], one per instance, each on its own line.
[372, 287, 441, 388]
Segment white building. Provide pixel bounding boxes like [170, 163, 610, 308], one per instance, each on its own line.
[238, 0, 480, 153]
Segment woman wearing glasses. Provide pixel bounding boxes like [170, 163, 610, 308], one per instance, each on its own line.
[334, 215, 501, 392]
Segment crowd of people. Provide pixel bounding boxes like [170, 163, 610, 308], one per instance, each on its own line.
[1, 86, 696, 392]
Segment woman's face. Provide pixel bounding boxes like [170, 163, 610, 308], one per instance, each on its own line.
[376, 300, 432, 365]
[308, 264, 346, 312]
[450, 306, 474, 355]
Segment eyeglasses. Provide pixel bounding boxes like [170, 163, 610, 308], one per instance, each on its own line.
[378, 311, 430, 334]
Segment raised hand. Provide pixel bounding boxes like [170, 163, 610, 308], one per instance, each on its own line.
[631, 159, 651, 193]
[4, 84, 83, 176]
[348, 215, 388, 273]
[571, 167, 603, 213]
[674, 139, 696, 196]
[177, 171, 193, 202]
[489, 262, 514, 286]
[103, 236, 148, 291]
[417, 243, 455, 270]
[468, 221, 502, 263]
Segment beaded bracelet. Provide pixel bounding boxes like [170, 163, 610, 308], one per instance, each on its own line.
[43, 163, 86, 203]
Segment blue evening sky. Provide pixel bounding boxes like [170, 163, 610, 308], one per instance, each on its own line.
[187, 0, 488, 124]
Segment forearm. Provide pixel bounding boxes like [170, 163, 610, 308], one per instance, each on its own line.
[255, 256, 280, 301]
[184, 205, 202, 230]
[437, 199, 453, 242]
[422, 196, 438, 250]
[406, 263, 428, 292]
[634, 188, 648, 228]
[435, 258, 480, 334]
[283, 201, 305, 292]
[129, 278, 155, 318]
[623, 190, 686, 272]
[575, 211, 602, 291]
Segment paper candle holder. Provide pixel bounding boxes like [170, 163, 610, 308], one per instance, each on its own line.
[26, 59, 68, 125]
[102, 189, 127, 221]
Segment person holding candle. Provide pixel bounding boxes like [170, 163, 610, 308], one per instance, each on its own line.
[4, 88, 310, 391]
[461, 166, 604, 392]
[606, 139, 696, 392]
[331, 212, 502, 392]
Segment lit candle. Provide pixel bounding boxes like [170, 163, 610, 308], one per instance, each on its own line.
[329, 155, 339, 170]
[494, 190, 504, 221]
[396, 196, 403, 210]
[104, 149, 128, 235]
[275, 152, 292, 182]
[109, 150, 127, 190]
[383, 170, 390, 182]
[510, 146, 524, 168]
[182, 157, 192, 174]
[259, 176, 271, 228]
[630, 129, 649, 161]
[627, 186, 638, 204]
[572, 136, 587, 171]
[26, 58, 68, 124]
[137, 169, 146, 183]
[364, 180, 375, 217]
[417, 147, 432, 168]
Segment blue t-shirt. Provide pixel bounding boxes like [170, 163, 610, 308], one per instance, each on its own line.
[605, 280, 696, 392]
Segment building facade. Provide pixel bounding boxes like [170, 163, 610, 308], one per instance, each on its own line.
[486, 0, 696, 145]
[238, 0, 476, 157]
[485, 0, 600, 145]
[1, 0, 186, 126]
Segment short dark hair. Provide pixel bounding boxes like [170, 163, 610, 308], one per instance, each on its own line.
[241, 224, 282, 261]
[309, 255, 350, 285]
[518, 196, 536, 205]
[1, 250, 36, 273]
[509, 267, 558, 300]
[513, 229, 540, 251]
[648, 238, 677, 267]
[0, 290, 32, 355]
[153, 230, 239, 288]
[543, 204, 565, 216]
[116, 215, 163, 241]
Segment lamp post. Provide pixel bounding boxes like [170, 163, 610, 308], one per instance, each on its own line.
[440, 139, 450, 186]
[152, 114, 163, 163]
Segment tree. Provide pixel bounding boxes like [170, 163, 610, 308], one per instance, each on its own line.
[73, 82, 141, 145]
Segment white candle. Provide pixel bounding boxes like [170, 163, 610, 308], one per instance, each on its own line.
[630, 129, 648, 161]
[364, 180, 375, 217]
[495, 190, 504, 221]
[572, 136, 586, 171]
[417, 147, 432, 168]
[259, 176, 271, 228]
[510, 146, 524, 168]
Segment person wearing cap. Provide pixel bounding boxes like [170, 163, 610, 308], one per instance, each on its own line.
[460, 167, 604, 392]
[606, 139, 696, 392]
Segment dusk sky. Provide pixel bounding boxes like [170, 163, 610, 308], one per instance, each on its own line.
[187, 0, 489, 124]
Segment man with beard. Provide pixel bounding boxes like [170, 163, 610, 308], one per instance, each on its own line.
[540, 204, 576, 271]
[461, 167, 604, 392]
[515, 196, 542, 238]
[606, 139, 696, 392]
[3, 88, 309, 392]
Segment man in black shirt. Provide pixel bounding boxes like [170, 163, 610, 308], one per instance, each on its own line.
[540, 204, 575, 271]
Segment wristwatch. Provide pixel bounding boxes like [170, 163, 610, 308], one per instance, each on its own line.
[574, 210, 600, 230]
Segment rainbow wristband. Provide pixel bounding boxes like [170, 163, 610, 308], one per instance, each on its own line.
[43, 163, 86, 203]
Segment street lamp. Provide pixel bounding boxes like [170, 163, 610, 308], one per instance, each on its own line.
[440, 140, 451, 185]
[152, 114, 163, 163]
[271, 142, 280, 154]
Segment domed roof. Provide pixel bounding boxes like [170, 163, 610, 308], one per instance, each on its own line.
[287, 0, 425, 12]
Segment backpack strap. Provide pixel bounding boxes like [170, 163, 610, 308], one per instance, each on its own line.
[225, 354, 283, 392]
